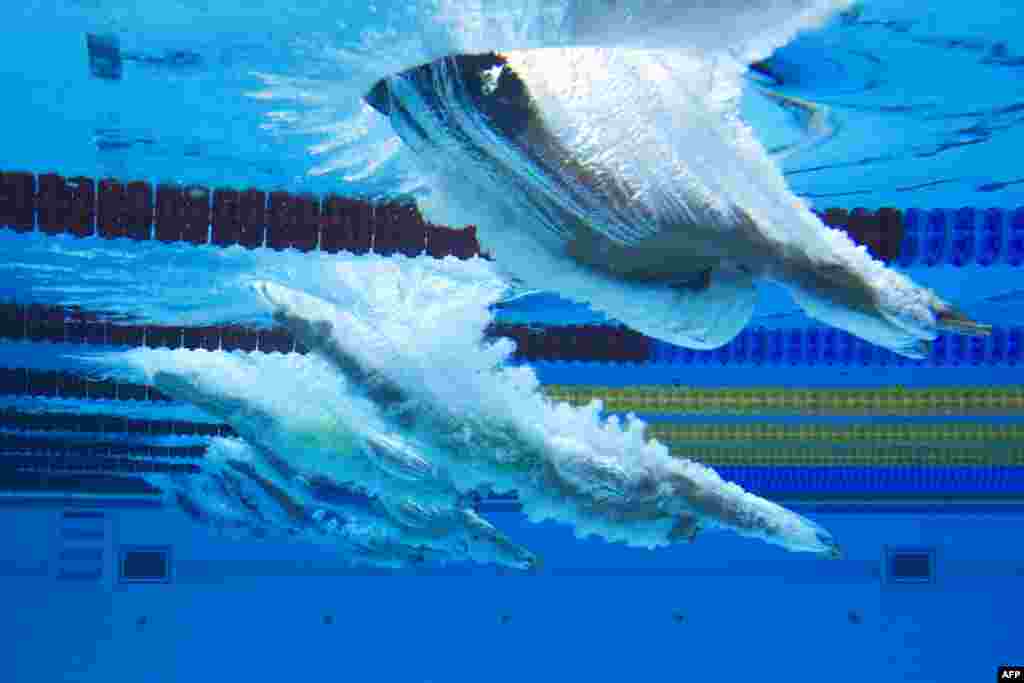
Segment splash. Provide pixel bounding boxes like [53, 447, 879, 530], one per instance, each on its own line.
[39, 0, 867, 567]
[152, 437, 538, 569]
[80, 260, 841, 565]
[371, 46, 989, 357]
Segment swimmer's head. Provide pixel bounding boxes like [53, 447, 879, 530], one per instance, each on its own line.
[365, 53, 533, 142]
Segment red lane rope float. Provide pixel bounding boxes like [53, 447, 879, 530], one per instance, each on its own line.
[0, 171, 485, 259]
[1, 170, 902, 261]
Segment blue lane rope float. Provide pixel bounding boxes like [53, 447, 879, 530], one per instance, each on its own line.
[473, 464, 1024, 506]
[647, 326, 1024, 368]
[896, 206, 1024, 267]
[716, 465, 1024, 497]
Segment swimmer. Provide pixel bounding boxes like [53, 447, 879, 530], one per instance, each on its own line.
[364, 50, 989, 357]
[255, 279, 842, 558]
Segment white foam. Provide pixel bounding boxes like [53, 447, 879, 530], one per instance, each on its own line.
[251, 271, 839, 555]
[48, 0, 858, 561]
[76, 258, 838, 556]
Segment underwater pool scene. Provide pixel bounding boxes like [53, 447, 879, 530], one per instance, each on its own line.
[2, 0, 1022, 681]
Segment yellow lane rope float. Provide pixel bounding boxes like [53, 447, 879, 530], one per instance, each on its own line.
[543, 385, 1024, 416]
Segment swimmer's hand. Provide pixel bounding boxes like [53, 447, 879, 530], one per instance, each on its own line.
[936, 308, 992, 337]
[779, 257, 989, 359]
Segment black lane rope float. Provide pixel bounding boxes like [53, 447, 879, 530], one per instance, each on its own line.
[6, 173, 1022, 267]
[3, 406, 1024, 467]
[0, 171, 914, 261]
[2, 303, 1023, 367]
[2, 412, 1021, 499]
